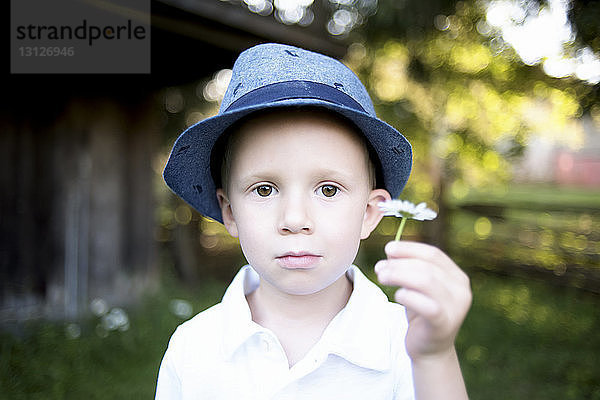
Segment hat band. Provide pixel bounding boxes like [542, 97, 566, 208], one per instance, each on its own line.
[224, 80, 366, 114]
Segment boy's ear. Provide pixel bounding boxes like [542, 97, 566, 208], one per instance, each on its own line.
[216, 188, 239, 237]
[361, 188, 391, 240]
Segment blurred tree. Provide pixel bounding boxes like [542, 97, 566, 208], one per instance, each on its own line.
[344, 0, 598, 246]
[569, 0, 600, 53]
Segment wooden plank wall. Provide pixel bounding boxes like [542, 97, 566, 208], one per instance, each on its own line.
[0, 98, 158, 322]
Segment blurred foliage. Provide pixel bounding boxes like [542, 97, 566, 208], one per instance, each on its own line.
[569, 0, 600, 53]
[458, 271, 600, 399]
[365, 0, 600, 66]
[360, 0, 457, 41]
[345, 0, 598, 209]
[446, 184, 600, 291]
[362, 186, 600, 293]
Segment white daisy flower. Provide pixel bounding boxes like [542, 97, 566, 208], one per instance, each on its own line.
[378, 199, 437, 240]
[378, 200, 437, 220]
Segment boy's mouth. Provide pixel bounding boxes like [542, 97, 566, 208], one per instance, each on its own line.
[276, 252, 322, 269]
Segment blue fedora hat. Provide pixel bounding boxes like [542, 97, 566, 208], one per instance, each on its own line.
[163, 42, 412, 223]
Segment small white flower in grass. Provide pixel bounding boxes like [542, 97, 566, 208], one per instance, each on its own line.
[378, 199, 437, 241]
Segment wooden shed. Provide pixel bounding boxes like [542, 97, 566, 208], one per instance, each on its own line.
[1, 0, 349, 322]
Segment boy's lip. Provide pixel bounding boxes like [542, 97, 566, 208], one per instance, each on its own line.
[276, 252, 322, 269]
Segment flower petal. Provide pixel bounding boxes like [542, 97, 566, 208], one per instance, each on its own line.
[378, 199, 437, 221]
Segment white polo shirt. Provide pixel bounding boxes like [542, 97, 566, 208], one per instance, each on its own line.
[155, 265, 415, 400]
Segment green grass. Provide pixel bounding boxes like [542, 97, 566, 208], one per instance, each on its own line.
[440, 183, 600, 292]
[448, 184, 600, 210]
[2, 267, 600, 399]
[457, 270, 600, 399]
[0, 274, 227, 400]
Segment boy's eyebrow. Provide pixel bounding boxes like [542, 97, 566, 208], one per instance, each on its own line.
[310, 168, 356, 183]
[235, 168, 359, 189]
[234, 172, 280, 189]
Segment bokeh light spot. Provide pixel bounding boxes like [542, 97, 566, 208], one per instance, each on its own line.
[474, 217, 492, 239]
[174, 205, 192, 225]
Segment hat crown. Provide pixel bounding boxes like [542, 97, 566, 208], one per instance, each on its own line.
[219, 43, 376, 117]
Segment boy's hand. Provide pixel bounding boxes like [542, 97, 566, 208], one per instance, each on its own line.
[374, 241, 472, 361]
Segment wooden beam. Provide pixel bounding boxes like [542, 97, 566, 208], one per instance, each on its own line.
[153, 0, 348, 58]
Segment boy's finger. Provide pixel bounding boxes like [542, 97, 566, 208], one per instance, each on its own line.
[384, 241, 468, 281]
[385, 241, 448, 263]
[394, 287, 442, 322]
[375, 259, 453, 301]
[376, 258, 441, 285]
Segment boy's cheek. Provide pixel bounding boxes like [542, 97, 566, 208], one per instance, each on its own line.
[234, 213, 272, 238]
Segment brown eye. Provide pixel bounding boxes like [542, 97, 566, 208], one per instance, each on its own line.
[255, 185, 273, 197]
[321, 185, 338, 197]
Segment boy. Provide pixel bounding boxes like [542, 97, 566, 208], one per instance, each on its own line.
[157, 43, 471, 399]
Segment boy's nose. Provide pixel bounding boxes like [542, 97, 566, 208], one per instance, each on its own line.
[277, 195, 313, 235]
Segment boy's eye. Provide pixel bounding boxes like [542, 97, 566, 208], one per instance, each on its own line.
[320, 185, 338, 197]
[255, 185, 273, 197]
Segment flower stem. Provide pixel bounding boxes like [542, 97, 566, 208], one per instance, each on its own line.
[394, 217, 407, 241]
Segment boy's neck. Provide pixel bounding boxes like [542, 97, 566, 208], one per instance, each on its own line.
[245, 272, 353, 367]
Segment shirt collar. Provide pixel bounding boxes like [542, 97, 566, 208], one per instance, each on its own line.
[220, 265, 263, 360]
[318, 266, 393, 371]
[220, 265, 394, 371]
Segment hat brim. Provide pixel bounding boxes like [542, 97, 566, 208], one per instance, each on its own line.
[163, 98, 412, 223]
